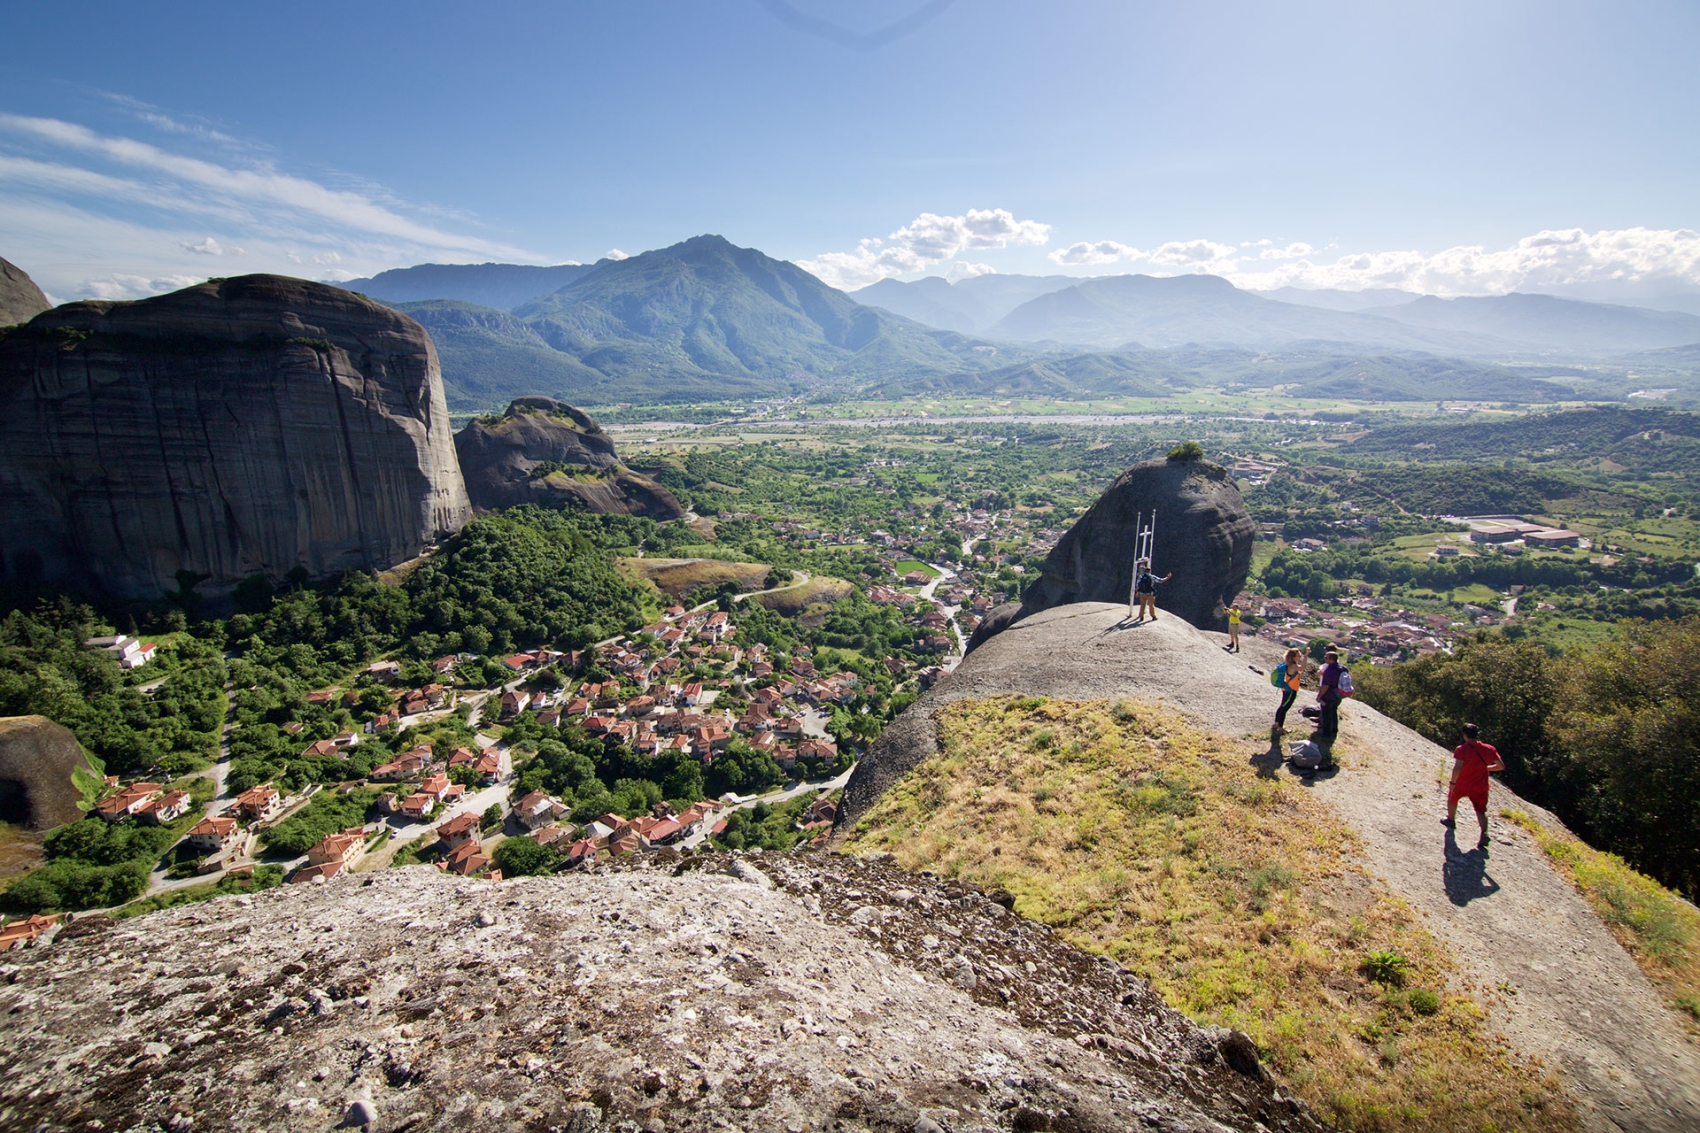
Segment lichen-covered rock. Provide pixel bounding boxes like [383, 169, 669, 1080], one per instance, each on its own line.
[454, 397, 685, 519]
[0, 275, 471, 600]
[0, 256, 51, 326]
[970, 456, 1253, 649]
[0, 715, 98, 830]
[0, 857, 1314, 1133]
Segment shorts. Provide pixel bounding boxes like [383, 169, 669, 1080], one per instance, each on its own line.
[1448, 783, 1489, 813]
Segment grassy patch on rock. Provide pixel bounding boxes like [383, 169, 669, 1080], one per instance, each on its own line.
[845, 695, 1575, 1133]
[1503, 807, 1700, 1031]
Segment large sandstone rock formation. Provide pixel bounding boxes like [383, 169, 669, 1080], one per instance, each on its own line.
[0, 856, 1310, 1132]
[0, 715, 97, 830]
[0, 275, 471, 600]
[454, 396, 685, 519]
[0, 256, 51, 326]
[969, 455, 1253, 649]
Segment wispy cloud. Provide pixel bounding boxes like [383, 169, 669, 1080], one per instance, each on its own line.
[0, 109, 542, 300]
[798, 208, 1051, 289]
[1045, 227, 1700, 296]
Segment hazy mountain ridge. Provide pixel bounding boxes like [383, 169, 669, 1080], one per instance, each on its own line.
[338, 261, 595, 310]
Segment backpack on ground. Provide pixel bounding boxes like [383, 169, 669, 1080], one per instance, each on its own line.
[1337, 669, 1355, 697]
[1289, 739, 1325, 771]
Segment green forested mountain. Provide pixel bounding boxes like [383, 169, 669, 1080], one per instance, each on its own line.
[513, 235, 1002, 394]
[1343, 406, 1700, 466]
[384, 236, 1014, 409]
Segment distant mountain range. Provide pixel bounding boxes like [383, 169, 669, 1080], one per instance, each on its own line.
[383, 236, 1011, 408]
[340, 262, 595, 310]
[861, 272, 1700, 357]
[319, 237, 1700, 411]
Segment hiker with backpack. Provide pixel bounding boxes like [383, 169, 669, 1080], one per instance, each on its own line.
[1444, 723, 1505, 850]
[1314, 647, 1353, 744]
[1271, 647, 1303, 732]
[1133, 559, 1172, 622]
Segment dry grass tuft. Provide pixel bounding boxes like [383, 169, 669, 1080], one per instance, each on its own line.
[846, 695, 1576, 1133]
[1503, 808, 1700, 1033]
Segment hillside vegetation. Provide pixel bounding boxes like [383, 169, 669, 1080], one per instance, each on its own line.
[844, 695, 1573, 1133]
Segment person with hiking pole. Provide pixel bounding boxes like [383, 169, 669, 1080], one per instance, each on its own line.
[1444, 722, 1506, 850]
[1133, 559, 1171, 622]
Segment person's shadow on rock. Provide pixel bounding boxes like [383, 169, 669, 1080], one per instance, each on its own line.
[1442, 829, 1500, 906]
[1249, 735, 1284, 780]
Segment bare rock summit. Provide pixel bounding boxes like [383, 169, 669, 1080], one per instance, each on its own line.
[0, 856, 1314, 1132]
[970, 455, 1253, 649]
[0, 255, 51, 326]
[0, 274, 471, 600]
[454, 397, 685, 519]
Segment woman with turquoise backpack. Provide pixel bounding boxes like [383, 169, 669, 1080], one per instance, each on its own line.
[1271, 647, 1303, 733]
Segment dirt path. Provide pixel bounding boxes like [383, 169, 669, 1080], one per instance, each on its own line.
[844, 602, 1700, 1133]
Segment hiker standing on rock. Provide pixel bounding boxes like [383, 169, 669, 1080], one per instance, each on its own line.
[1226, 605, 1242, 652]
[1445, 723, 1505, 850]
[1271, 647, 1303, 732]
[1314, 648, 1343, 743]
[1133, 560, 1172, 622]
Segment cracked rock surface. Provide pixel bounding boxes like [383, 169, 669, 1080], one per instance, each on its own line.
[0, 853, 1315, 1133]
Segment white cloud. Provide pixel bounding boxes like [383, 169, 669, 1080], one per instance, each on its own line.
[1258, 242, 1314, 260]
[0, 110, 544, 299]
[798, 207, 1052, 289]
[180, 236, 245, 256]
[1147, 238, 1240, 273]
[945, 260, 996, 281]
[84, 273, 207, 301]
[603, 248, 630, 261]
[1229, 227, 1700, 296]
[1048, 240, 1140, 266]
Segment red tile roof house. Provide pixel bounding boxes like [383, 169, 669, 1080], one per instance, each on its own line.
[399, 793, 437, 821]
[500, 690, 532, 717]
[300, 739, 342, 758]
[442, 839, 488, 876]
[186, 815, 241, 855]
[530, 824, 573, 849]
[0, 914, 61, 951]
[134, 790, 191, 825]
[289, 859, 348, 884]
[473, 752, 501, 785]
[797, 737, 838, 762]
[419, 773, 452, 801]
[447, 747, 479, 770]
[306, 826, 368, 870]
[644, 817, 685, 845]
[502, 653, 537, 673]
[430, 655, 459, 675]
[565, 697, 592, 717]
[94, 782, 163, 822]
[436, 811, 480, 850]
[515, 791, 564, 831]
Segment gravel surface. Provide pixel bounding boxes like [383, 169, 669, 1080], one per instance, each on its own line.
[0, 853, 1314, 1133]
[843, 602, 1700, 1133]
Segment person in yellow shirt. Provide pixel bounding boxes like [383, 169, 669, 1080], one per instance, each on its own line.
[1226, 604, 1242, 653]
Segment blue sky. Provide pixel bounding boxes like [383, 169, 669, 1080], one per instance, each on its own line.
[1, 0, 1697, 301]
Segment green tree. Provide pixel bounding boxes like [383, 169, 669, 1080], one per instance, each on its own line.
[491, 835, 559, 876]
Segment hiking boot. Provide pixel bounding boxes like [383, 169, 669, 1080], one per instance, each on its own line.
[1440, 818, 1455, 828]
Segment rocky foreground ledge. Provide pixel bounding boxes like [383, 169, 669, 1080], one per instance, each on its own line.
[0, 854, 1313, 1133]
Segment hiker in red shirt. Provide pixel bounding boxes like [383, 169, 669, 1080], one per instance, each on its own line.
[1444, 723, 1505, 850]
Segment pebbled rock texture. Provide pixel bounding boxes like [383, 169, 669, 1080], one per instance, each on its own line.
[0, 256, 51, 327]
[969, 457, 1253, 650]
[0, 275, 471, 600]
[0, 715, 97, 831]
[0, 855, 1316, 1133]
[454, 397, 685, 519]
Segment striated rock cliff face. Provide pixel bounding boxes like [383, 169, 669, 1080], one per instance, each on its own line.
[0, 275, 471, 600]
[0, 256, 51, 326]
[0, 855, 1310, 1132]
[454, 397, 685, 519]
[0, 715, 97, 831]
[969, 456, 1253, 649]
